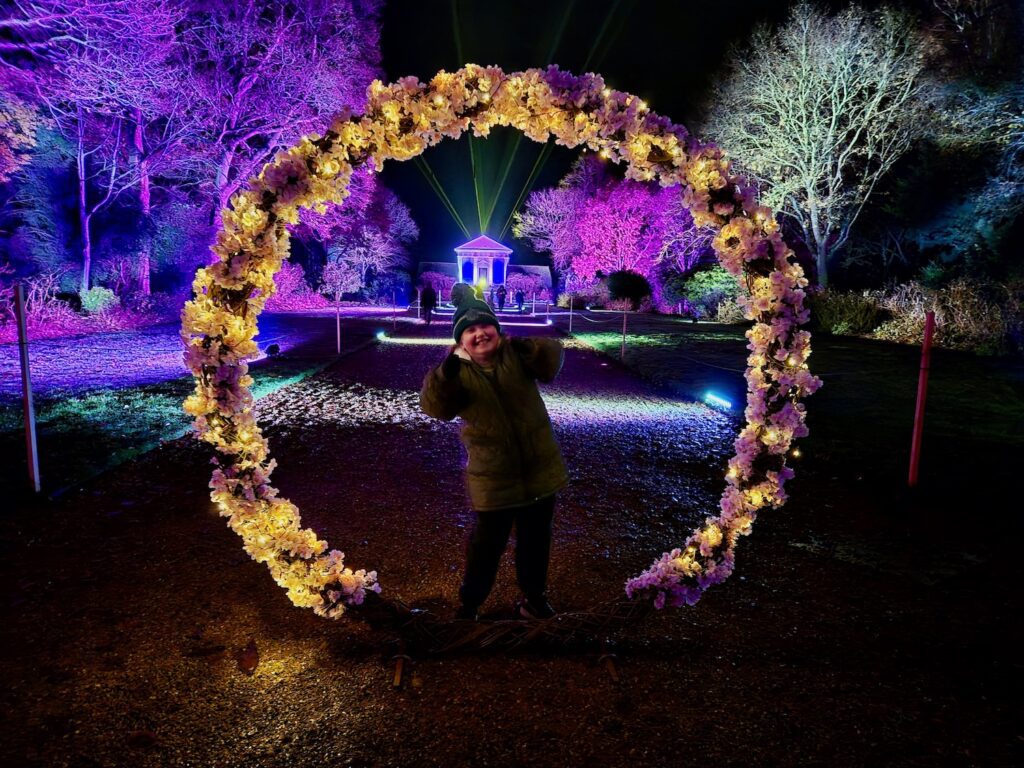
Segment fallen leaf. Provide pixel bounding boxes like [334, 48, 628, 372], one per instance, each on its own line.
[183, 642, 226, 658]
[127, 730, 158, 749]
[235, 638, 258, 675]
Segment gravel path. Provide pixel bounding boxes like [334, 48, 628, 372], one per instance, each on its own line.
[0, 318, 1017, 767]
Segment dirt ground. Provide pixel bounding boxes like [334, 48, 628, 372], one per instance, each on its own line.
[1, 313, 1020, 767]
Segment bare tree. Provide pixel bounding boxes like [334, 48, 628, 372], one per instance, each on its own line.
[2, 0, 184, 293]
[703, 2, 925, 286]
[180, 0, 381, 229]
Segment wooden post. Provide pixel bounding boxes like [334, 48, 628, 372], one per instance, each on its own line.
[335, 298, 341, 356]
[15, 285, 40, 493]
[620, 310, 627, 362]
[391, 654, 410, 688]
[392, 289, 397, 333]
[531, 292, 536, 314]
[600, 639, 620, 682]
[568, 294, 574, 334]
[908, 311, 935, 488]
[416, 288, 421, 320]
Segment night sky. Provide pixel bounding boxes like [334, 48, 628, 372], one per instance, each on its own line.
[378, 0, 913, 264]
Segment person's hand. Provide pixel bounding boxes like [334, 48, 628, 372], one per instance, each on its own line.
[441, 350, 462, 380]
[509, 337, 532, 357]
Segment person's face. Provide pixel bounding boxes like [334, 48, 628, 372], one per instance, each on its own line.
[460, 322, 499, 363]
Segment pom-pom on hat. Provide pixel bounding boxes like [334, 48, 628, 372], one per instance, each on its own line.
[450, 283, 501, 342]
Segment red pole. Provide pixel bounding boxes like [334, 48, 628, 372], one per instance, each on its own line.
[908, 311, 935, 488]
[620, 310, 627, 361]
[15, 284, 41, 493]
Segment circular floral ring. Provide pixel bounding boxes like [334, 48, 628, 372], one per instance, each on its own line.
[181, 65, 822, 619]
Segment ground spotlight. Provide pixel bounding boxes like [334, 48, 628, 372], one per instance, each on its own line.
[704, 392, 732, 410]
[376, 330, 387, 340]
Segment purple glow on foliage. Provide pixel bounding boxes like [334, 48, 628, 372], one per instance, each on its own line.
[516, 156, 714, 304]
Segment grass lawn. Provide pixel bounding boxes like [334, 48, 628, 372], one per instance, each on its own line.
[562, 312, 1024, 521]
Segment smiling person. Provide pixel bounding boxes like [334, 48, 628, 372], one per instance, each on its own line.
[420, 283, 568, 621]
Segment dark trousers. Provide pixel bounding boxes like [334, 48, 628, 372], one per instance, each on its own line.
[459, 495, 555, 610]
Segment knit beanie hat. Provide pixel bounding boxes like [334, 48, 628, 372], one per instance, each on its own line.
[451, 283, 501, 342]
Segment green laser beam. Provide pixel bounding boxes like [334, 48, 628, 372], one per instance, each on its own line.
[589, 0, 636, 72]
[413, 156, 471, 239]
[581, 0, 622, 72]
[482, 1, 575, 233]
[481, 132, 522, 233]
[545, 0, 576, 65]
[450, 0, 464, 64]
[469, 134, 484, 233]
[499, 141, 554, 241]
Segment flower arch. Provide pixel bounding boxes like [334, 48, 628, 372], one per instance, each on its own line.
[181, 65, 822, 620]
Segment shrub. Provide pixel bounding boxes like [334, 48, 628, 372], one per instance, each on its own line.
[561, 280, 610, 309]
[715, 297, 748, 324]
[872, 279, 1009, 354]
[1004, 278, 1024, 354]
[0, 270, 82, 341]
[806, 289, 884, 335]
[418, 270, 456, 299]
[606, 270, 652, 310]
[680, 266, 740, 319]
[80, 286, 120, 314]
[505, 273, 549, 301]
[264, 261, 329, 311]
[605, 298, 634, 312]
[934, 279, 1007, 355]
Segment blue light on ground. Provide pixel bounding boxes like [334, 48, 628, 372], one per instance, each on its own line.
[704, 392, 732, 410]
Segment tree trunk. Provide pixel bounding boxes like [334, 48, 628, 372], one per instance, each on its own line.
[807, 197, 828, 288]
[816, 241, 829, 289]
[212, 150, 235, 228]
[76, 109, 92, 295]
[134, 110, 152, 295]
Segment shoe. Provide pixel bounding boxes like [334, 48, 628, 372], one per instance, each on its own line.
[517, 596, 556, 620]
[454, 604, 479, 621]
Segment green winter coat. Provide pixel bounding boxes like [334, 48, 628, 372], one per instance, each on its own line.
[420, 336, 569, 511]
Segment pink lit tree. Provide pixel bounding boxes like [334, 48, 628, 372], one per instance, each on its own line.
[293, 169, 419, 294]
[573, 181, 668, 283]
[514, 154, 607, 289]
[180, 0, 383, 230]
[516, 153, 717, 307]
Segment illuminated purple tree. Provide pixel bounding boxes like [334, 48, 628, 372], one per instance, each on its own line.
[1, 0, 184, 293]
[658, 196, 715, 275]
[573, 182, 669, 283]
[295, 169, 418, 290]
[180, 0, 383, 229]
[516, 155, 711, 298]
[514, 154, 606, 288]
